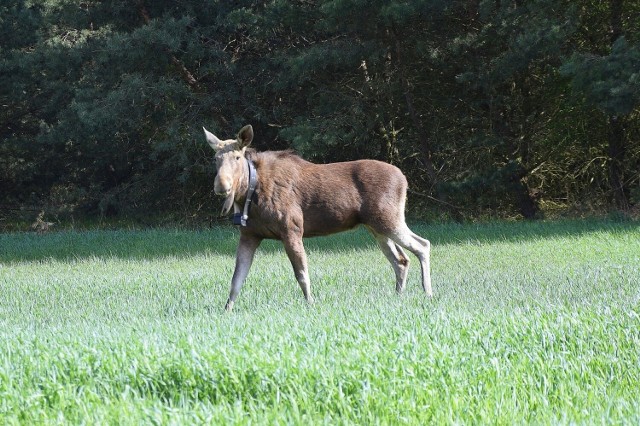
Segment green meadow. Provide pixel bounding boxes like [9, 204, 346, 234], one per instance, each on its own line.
[1, 220, 639, 424]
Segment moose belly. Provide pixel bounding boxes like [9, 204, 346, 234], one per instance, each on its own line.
[300, 203, 361, 237]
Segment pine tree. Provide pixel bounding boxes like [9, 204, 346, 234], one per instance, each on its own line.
[562, 0, 640, 210]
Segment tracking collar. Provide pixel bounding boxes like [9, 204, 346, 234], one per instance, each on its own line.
[232, 159, 258, 227]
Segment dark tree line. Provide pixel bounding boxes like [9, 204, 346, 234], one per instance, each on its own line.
[1, 0, 639, 226]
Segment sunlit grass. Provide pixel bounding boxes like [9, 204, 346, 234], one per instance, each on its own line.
[1, 220, 639, 423]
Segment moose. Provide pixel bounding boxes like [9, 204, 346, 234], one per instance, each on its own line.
[204, 124, 431, 311]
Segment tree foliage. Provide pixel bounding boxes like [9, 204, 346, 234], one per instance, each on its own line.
[1, 0, 639, 225]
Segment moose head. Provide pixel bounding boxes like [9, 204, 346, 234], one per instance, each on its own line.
[203, 125, 254, 216]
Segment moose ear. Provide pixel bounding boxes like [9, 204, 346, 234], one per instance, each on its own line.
[237, 125, 253, 148]
[203, 127, 225, 152]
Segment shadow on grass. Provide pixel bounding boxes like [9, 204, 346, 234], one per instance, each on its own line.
[1, 219, 638, 263]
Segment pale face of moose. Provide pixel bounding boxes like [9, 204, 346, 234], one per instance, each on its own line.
[204, 125, 254, 216]
[204, 124, 432, 312]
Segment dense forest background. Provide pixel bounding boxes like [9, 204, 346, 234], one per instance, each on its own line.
[1, 0, 639, 227]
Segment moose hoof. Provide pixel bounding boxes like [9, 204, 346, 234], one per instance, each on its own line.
[224, 300, 234, 312]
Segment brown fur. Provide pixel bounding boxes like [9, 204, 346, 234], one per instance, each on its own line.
[244, 149, 408, 239]
[204, 125, 432, 311]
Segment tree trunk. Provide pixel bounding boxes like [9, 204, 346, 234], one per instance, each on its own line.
[515, 175, 538, 219]
[491, 104, 539, 219]
[468, 0, 480, 22]
[610, 0, 623, 44]
[607, 115, 629, 209]
[391, 33, 464, 221]
[607, 0, 630, 210]
[392, 37, 438, 186]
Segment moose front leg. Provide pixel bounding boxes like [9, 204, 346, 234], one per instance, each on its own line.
[226, 234, 262, 312]
[282, 232, 313, 304]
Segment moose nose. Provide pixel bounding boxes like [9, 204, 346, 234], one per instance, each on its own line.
[214, 185, 231, 196]
[214, 177, 232, 196]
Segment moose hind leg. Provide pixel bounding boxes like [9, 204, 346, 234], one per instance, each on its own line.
[393, 244, 411, 292]
[390, 225, 432, 297]
[369, 229, 411, 293]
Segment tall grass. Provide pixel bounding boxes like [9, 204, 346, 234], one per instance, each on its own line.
[1, 220, 639, 423]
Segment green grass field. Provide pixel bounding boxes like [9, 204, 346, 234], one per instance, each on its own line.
[1, 220, 639, 424]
